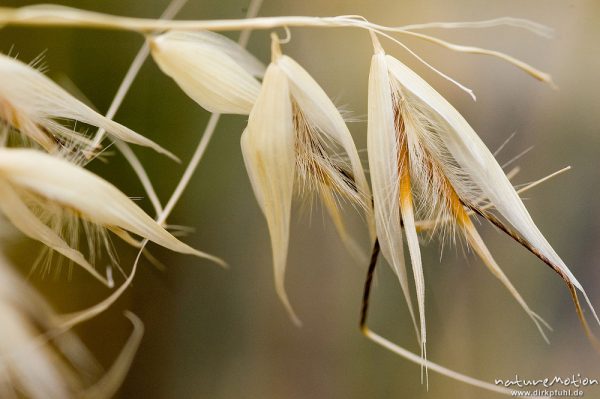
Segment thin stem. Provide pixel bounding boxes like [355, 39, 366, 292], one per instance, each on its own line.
[0, 6, 552, 40]
[113, 140, 163, 215]
[91, 0, 188, 147]
[91, 0, 189, 216]
[0, 8, 331, 32]
[158, 112, 221, 225]
[0, 6, 553, 89]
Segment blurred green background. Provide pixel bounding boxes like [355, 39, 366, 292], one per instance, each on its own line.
[1, 0, 599, 398]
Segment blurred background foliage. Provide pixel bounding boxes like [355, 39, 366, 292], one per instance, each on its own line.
[1, 0, 599, 398]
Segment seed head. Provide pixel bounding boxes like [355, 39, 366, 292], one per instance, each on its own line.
[241, 35, 373, 324]
[367, 36, 593, 379]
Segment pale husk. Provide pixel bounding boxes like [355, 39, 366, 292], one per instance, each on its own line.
[0, 53, 175, 159]
[384, 55, 584, 293]
[241, 62, 298, 323]
[242, 39, 378, 324]
[0, 255, 92, 398]
[149, 30, 264, 114]
[0, 148, 224, 285]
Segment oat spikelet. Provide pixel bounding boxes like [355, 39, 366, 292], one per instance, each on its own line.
[241, 34, 372, 324]
[0, 148, 224, 286]
[0, 53, 176, 159]
[149, 30, 264, 114]
[367, 35, 561, 381]
[0, 255, 94, 398]
[0, 254, 146, 398]
[383, 47, 598, 325]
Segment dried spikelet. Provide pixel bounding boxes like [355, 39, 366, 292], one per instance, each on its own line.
[149, 30, 264, 114]
[0, 255, 145, 398]
[367, 35, 591, 377]
[0, 53, 176, 160]
[384, 52, 591, 307]
[0, 254, 92, 398]
[0, 148, 224, 287]
[241, 34, 373, 324]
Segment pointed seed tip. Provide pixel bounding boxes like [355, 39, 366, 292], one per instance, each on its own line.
[291, 314, 303, 327]
[163, 149, 180, 163]
[185, 247, 226, 268]
[217, 260, 229, 269]
[209, 255, 228, 269]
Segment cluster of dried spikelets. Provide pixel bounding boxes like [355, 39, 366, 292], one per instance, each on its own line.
[0, 3, 597, 397]
[0, 48, 223, 397]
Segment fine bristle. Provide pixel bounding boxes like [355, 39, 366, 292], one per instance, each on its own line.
[292, 99, 363, 211]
